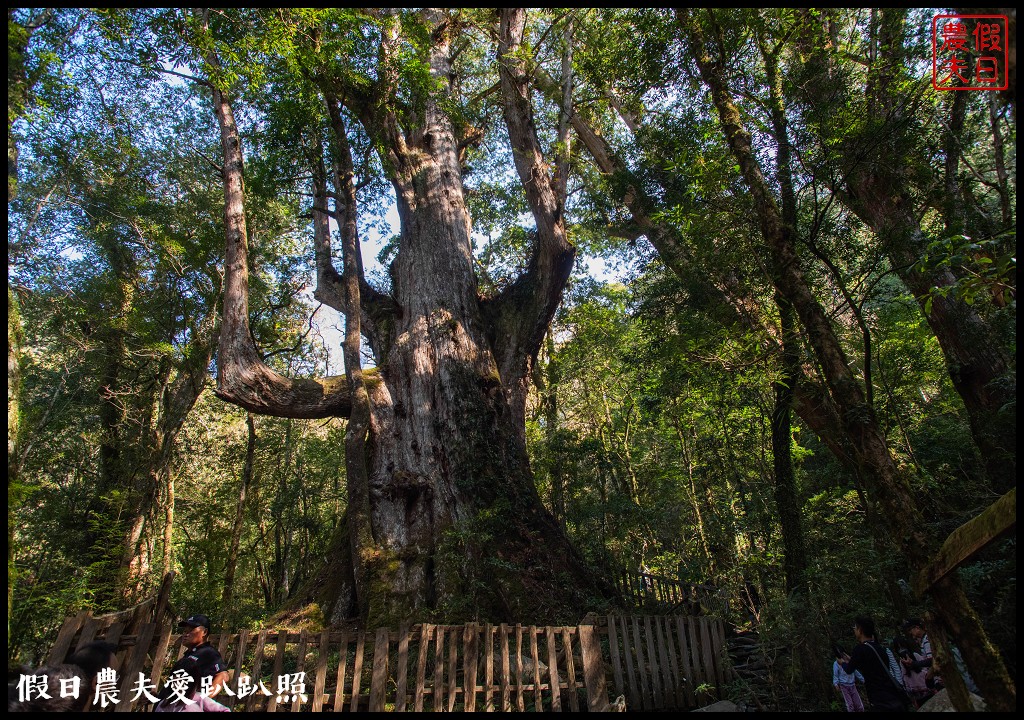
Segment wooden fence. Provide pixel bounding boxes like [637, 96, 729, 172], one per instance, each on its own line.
[45, 612, 731, 712]
[598, 614, 732, 711]
[614, 571, 728, 617]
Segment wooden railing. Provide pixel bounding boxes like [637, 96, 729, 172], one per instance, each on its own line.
[45, 613, 731, 712]
[614, 571, 727, 617]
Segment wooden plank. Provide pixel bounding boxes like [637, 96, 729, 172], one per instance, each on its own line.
[699, 617, 720, 696]
[47, 610, 90, 665]
[75, 616, 102, 651]
[350, 631, 366, 712]
[562, 628, 579, 712]
[714, 619, 732, 683]
[483, 623, 494, 712]
[620, 615, 640, 709]
[711, 618, 726, 691]
[916, 487, 1016, 594]
[723, 621, 734, 682]
[102, 621, 126, 670]
[311, 628, 329, 713]
[433, 626, 446, 712]
[217, 629, 231, 658]
[333, 630, 349, 712]
[499, 624, 511, 712]
[514, 624, 525, 712]
[721, 620, 733, 682]
[148, 620, 175, 689]
[643, 616, 663, 707]
[267, 631, 287, 712]
[369, 626, 390, 712]
[290, 629, 309, 712]
[153, 571, 175, 625]
[433, 626, 445, 712]
[662, 616, 682, 708]
[654, 615, 675, 707]
[606, 615, 625, 700]
[245, 629, 269, 712]
[688, 616, 707, 704]
[230, 629, 249, 697]
[546, 626, 562, 712]
[395, 623, 411, 712]
[114, 621, 157, 713]
[446, 625, 459, 712]
[578, 624, 608, 712]
[631, 617, 649, 710]
[529, 625, 542, 710]
[464, 623, 479, 712]
[675, 618, 694, 708]
[413, 624, 431, 712]
[698, 617, 715, 692]
[220, 632, 239, 687]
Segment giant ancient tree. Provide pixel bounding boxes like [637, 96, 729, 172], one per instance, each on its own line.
[196, 8, 606, 625]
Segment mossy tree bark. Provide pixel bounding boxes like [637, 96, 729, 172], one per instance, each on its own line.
[211, 9, 609, 626]
[8, 287, 22, 640]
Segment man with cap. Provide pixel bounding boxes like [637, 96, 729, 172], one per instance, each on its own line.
[177, 614, 230, 698]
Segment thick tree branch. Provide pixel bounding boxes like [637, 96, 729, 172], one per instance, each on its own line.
[489, 8, 575, 423]
[329, 94, 375, 618]
[207, 66, 351, 418]
[310, 157, 344, 313]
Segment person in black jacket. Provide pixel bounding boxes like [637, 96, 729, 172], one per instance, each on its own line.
[176, 614, 230, 698]
[840, 616, 909, 712]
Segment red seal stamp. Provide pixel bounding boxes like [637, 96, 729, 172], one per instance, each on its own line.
[932, 14, 1009, 91]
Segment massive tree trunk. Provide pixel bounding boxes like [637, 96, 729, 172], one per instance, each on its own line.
[211, 9, 608, 626]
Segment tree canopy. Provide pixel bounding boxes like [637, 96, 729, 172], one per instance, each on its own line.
[8, 7, 1015, 710]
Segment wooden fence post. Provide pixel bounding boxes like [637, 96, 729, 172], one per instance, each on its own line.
[579, 624, 609, 712]
[369, 626, 389, 711]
